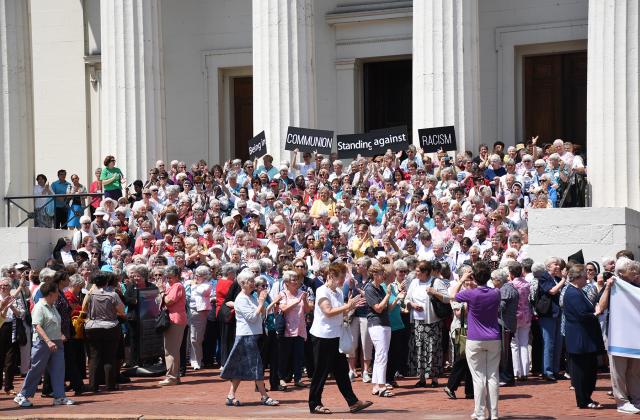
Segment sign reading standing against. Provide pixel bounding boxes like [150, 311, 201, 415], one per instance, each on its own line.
[248, 131, 267, 159]
[337, 126, 410, 159]
[418, 125, 457, 153]
[285, 126, 334, 155]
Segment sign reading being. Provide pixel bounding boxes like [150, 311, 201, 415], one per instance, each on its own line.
[285, 126, 334, 155]
[418, 125, 457, 153]
[337, 126, 409, 158]
[248, 131, 267, 159]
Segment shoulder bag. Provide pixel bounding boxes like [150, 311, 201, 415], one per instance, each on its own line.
[155, 297, 171, 333]
[274, 282, 286, 336]
[338, 317, 354, 354]
[533, 281, 552, 316]
[430, 278, 453, 319]
[453, 305, 467, 358]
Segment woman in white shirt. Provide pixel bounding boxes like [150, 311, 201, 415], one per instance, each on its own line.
[308, 262, 372, 415]
[405, 260, 450, 387]
[186, 265, 213, 370]
[220, 270, 279, 407]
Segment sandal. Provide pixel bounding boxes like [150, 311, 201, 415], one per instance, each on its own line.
[376, 389, 393, 397]
[312, 405, 333, 414]
[261, 396, 279, 406]
[349, 400, 373, 413]
[225, 396, 241, 406]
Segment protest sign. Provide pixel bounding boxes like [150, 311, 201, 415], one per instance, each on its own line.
[248, 131, 267, 159]
[285, 126, 334, 155]
[418, 125, 457, 153]
[337, 126, 409, 158]
[137, 288, 164, 362]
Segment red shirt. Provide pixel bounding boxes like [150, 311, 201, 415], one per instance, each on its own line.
[215, 278, 234, 316]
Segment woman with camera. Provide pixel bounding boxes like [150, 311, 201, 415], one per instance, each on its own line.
[450, 261, 501, 420]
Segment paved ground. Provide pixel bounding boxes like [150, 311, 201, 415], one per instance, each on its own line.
[0, 370, 628, 419]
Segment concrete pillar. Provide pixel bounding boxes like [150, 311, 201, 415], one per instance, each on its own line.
[587, 0, 640, 210]
[0, 0, 34, 226]
[252, 0, 317, 165]
[100, 0, 166, 182]
[412, 0, 481, 153]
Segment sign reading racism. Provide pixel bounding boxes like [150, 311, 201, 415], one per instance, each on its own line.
[284, 126, 334, 155]
[337, 126, 410, 158]
[418, 125, 457, 153]
[248, 131, 267, 159]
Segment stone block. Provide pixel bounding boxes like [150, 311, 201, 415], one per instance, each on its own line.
[527, 207, 640, 263]
[0, 228, 71, 267]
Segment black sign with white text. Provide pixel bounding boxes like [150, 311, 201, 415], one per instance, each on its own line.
[248, 131, 267, 159]
[337, 126, 409, 158]
[285, 126, 334, 155]
[418, 126, 457, 153]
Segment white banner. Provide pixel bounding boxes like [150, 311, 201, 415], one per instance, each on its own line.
[608, 277, 640, 358]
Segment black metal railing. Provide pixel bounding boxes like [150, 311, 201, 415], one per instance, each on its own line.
[4, 193, 104, 228]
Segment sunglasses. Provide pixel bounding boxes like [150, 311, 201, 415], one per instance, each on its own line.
[295, 265, 305, 269]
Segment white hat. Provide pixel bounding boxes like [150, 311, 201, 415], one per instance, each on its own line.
[94, 208, 106, 216]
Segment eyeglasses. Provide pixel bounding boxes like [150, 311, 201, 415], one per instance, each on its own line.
[397, 270, 408, 273]
[0, 285, 11, 289]
[295, 265, 305, 269]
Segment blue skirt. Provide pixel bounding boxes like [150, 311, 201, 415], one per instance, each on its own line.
[220, 334, 264, 381]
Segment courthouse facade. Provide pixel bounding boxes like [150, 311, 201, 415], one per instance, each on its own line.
[0, 0, 638, 227]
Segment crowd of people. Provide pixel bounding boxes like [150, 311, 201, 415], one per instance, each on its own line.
[0, 137, 637, 418]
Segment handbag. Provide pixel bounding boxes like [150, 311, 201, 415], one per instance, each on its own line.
[155, 301, 171, 333]
[533, 282, 552, 316]
[430, 278, 453, 319]
[338, 319, 354, 354]
[219, 302, 235, 323]
[71, 311, 87, 340]
[274, 281, 286, 336]
[15, 318, 27, 346]
[453, 306, 467, 357]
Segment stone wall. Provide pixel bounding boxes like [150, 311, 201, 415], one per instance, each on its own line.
[527, 207, 640, 263]
[0, 228, 70, 268]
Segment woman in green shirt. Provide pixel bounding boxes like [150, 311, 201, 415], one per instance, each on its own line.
[100, 155, 126, 200]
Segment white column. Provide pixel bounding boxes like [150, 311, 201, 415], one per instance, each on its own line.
[252, 0, 317, 165]
[0, 0, 34, 226]
[101, 0, 166, 181]
[587, 0, 640, 210]
[412, 0, 481, 153]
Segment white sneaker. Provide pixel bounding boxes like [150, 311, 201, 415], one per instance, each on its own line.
[53, 397, 76, 406]
[348, 370, 357, 382]
[362, 371, 371, 383]
[617, 402, 640, 414]
[14, 394, 32, 407]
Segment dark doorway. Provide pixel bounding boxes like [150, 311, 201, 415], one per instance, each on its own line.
[524, 51, 587, 149]
[233, 76, 253, 161]
[363, 59, 412, 138]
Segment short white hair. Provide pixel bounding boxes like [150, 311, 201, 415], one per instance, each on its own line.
[236, 270, 255, 287]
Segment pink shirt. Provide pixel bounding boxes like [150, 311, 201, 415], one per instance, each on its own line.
[430, 226, 452, 244]
[165, 282, 187, 325]
[280, 289, 307, 340]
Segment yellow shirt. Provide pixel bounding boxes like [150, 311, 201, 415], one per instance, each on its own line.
[350, 236, 376, 259]
[309, 199, 336, 218]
